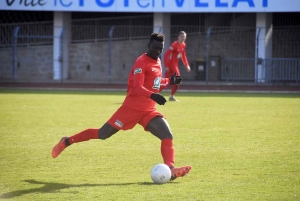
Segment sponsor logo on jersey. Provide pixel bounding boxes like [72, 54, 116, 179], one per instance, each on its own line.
[134, 68, 142, 74]
[177, 53, 181, 59]
[152, 77, 161, 90]
[114, 119, 124, 128]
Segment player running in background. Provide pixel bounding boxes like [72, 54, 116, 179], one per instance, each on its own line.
[52, 33, 192, 181]
[161, 31, 191, 102]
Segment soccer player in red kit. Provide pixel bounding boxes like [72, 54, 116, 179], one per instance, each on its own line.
[162, 31, 191, 102]
[52, 33, 192, 181]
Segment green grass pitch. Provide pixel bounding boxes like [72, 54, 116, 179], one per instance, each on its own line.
[0, 89, 299, 201]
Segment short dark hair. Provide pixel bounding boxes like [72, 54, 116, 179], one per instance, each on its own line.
[178, 31, 187, 36]
[149, 32, 164, 43]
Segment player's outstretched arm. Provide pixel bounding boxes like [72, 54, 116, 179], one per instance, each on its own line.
[170, 73, 183, 85]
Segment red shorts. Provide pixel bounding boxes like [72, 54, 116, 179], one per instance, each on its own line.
[107, 106, 165, 131]
[165, 67, 180, 78]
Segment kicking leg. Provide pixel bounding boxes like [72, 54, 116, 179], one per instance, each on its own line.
[52, 123, 119, 158]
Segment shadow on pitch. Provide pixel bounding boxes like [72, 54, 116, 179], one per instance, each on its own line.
[0, 179, 137, 199]
[138, 182, 179, 186]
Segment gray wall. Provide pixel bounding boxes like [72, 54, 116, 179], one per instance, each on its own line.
[68, 39, 148, 82]
[0, 46, 53, 81]
[0, 39, 148, 82]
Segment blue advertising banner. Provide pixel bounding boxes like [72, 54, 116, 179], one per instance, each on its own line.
[1, 0, 300, 12]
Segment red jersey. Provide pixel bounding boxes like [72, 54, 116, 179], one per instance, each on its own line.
[163, 41, 189, 70]
[122, 53, 170, 111]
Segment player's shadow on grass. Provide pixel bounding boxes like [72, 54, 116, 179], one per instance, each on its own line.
[0, 179, 137, 199]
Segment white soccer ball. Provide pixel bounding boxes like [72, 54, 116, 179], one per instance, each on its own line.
[150, 164, 171, 184]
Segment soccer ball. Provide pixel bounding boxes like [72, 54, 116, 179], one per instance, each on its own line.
[150, 164, 171, 184]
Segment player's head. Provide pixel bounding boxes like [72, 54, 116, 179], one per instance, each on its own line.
[177, 31, 187, 44]
[147, 32, 165, 60]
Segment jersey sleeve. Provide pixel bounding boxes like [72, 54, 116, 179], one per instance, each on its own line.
[163, 43, 175, 67]
[181, 44, 189, 68]
[160, 77, 170, 88]
[130, 59, 153, 98]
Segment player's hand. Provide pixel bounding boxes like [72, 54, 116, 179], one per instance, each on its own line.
[165, 67, 169, 72]
[170, 73, 183, 85]
[150, 93, 167, 105]
[186, 66, 191, 72]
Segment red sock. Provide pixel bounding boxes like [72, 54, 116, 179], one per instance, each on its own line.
[161, 139, 175, 167]
[171, 85, 179, 96]
[68, 128, 99, 145]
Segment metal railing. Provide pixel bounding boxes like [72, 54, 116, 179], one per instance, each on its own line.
[0, 21, 53, 48]
[1, 15, 154, 47]
[72, 15, 153, 26]
[265, 58, 300, 83]
[222, 58, 256, 82]
[72, 25, 157, 43]
[221, 58, 300, 84]
[71, 15, 153, 43]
